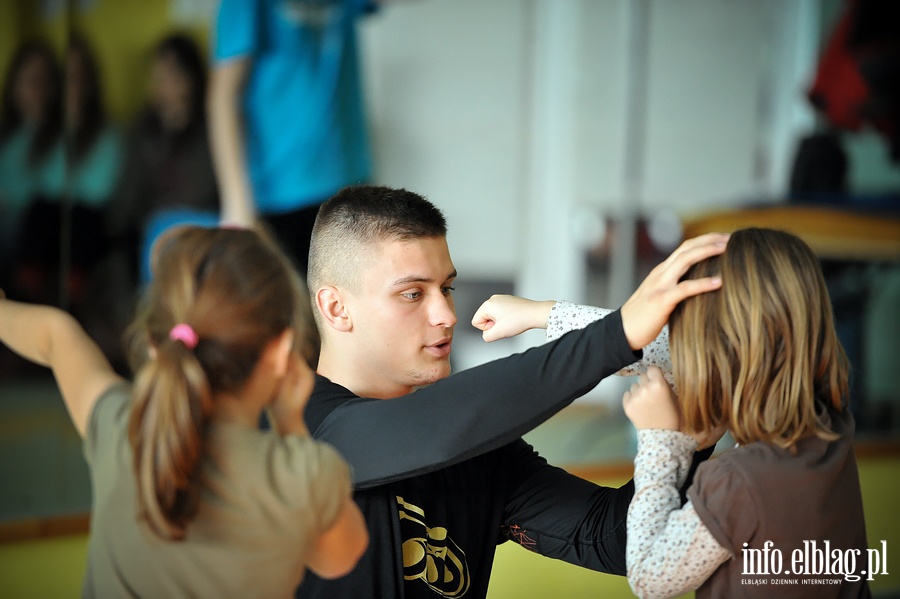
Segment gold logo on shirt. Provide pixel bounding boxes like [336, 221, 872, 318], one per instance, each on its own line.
[398, 496, 470, 597]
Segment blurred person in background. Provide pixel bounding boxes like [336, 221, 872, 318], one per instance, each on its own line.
[0, 39, 62, 299]
[112, 33, 220, 287]
[208, 0, 376, 275]
[58, 34, 122, 275]
[5, 35, 122, 313]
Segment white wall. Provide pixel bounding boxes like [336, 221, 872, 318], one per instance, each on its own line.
[361, 0, 532, 280]
[641, 1, 773, 210]
[360, 0, 821, 291]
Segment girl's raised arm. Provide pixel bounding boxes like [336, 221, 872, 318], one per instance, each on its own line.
[471, 296, 675, 387]
[0, 292, 123, 436]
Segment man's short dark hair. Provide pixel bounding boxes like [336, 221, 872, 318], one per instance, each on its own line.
[308, 185, 448, 298]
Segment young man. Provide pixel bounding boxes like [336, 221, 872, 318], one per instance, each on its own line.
[298, 185, 727, 598]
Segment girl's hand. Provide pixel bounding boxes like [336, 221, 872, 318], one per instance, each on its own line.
[269, 352, 314, 436]
[622, 366, 680, 430]
[471, 295, 555, 342]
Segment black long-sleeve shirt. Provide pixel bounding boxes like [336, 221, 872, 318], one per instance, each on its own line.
[296, 310, 707, 598]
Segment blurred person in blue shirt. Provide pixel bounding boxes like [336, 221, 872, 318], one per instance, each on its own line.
[208, 0, 376, 274]
[0, 39, 63, 302]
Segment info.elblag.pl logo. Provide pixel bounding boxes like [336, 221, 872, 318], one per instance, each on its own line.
[741, 540, 889, 587]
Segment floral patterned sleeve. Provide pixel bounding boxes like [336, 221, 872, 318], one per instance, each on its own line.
[546, 301, 674, 387]
[626, 429, 732, 598]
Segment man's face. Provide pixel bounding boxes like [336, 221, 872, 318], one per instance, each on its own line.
[347, 236, 458, 395]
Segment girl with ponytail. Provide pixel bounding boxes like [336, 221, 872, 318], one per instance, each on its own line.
[0, 225, 367, 597]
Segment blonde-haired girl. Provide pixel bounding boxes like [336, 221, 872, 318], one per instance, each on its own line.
[473, 227, 869, 597]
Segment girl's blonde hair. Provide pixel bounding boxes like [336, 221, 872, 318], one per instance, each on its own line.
[670, 227, 849, 451]
[125, 226, 316, 540]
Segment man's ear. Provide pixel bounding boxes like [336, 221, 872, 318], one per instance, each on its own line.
[315, 285, 352, 332]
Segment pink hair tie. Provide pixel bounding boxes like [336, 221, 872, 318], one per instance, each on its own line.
[169, 324, 199, 349]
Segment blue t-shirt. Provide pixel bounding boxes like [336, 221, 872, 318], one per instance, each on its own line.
[213, 0, 373, 214]
[42, 127, 123, 208]
[0, 128, 56, 214]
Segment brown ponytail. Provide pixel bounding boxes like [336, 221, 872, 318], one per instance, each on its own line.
[129, 336, 213, 539]
[125, 226, 309, 540]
